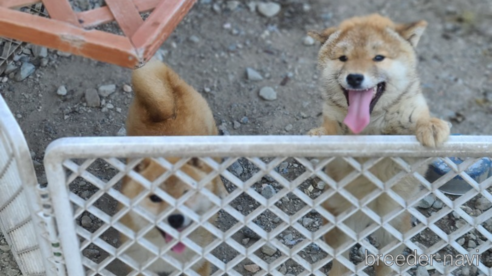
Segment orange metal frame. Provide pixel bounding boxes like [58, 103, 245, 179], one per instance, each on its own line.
[0, 0, 195, 68]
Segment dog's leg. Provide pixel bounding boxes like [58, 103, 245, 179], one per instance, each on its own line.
[308, 116, 340, 136]
[372, 211, 412, 276]
[415, 117, 450, 147]
[196, 261, 211, 276]
[325, 227, 351, 276]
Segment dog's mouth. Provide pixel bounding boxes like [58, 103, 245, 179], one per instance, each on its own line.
[341, 82, 386, 134]
[158, 227, 186, 254]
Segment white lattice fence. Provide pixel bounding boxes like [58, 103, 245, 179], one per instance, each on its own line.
[43, 136, 492, 276]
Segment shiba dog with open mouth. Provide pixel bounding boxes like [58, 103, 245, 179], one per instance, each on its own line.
[307, 14, 450, 275]
[119, 60, 227, 275]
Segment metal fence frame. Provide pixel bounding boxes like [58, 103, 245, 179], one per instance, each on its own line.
[0, 96, 58, 275]
[42, 135, 492, 276]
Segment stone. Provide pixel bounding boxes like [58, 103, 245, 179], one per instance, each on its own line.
[85, 88, 101, 107]
[302, 217, 314, 227]
[242, 238, 250, 245]
[316, 181, 326, 190]
[189, 35, 200, 43]
[457, 238, 465, 245]
[15, 62, 35, 81]
[98, 84, 116, 97]
[0, 245, 10, 252]
[246, 67, 263, 81]
[240, 116, 249, 124]
[285, 124, 293, 131]
[261, 184, 276, 199]
[257, 2, 281, 17]
[229, 161, 243, 175]
[261, 243, 277, 256]
[40, 58, 49, 67]
[81, 215, 93, 228]
[31, 45, 48, 58]
[475, 197, 492, 211]
[226, 1, 240, 11]
[432, 200, 444, 209]
[123, 84, 132, 93]
[116, 127, 126, 136]
[415, 266, 429, 276]
[57, 51, 71, 57]
[303, 36, 315, 46]
[57, 85, 67, 96]
[244, 264, 260, 273]
[417, 194, 435, 209]
[259, 86, 277, 101]
[233, 120, 241, 129]
[468, 240, 477, 248]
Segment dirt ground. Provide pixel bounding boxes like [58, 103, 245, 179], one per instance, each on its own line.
[1, 0, 492, 275]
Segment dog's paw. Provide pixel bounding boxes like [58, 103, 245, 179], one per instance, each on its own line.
[415, 118, 450, 147]
[308, 127, 326, 136]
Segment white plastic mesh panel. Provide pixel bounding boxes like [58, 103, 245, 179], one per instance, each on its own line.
[43, 136, 492, 276]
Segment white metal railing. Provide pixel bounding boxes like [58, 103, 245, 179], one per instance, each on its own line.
[0, 96, 57, 275]
[41, 136, 492, 276]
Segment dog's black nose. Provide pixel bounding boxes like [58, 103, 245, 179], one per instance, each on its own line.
[346, 74, 364, 88]
[168, 214, 184, 229]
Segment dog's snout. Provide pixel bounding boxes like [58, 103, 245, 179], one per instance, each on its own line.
[168, 214, 184, 229]
[346, 74, 364, 88]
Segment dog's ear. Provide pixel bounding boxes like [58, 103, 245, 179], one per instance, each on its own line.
[396, 20, 427, 47]
[188, 157, 206, 169]
[307, 27, 337, 44]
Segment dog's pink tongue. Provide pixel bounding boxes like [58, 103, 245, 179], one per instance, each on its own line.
[343, 88, 374, 134]
[165, 233, 186, 254]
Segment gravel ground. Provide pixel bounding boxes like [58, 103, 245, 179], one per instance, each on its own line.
[1, 0, 492, 275]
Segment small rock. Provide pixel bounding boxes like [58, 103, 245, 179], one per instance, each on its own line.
[233, 121, 241, 129]
[85, 88, 101, 107]
[98, 84, 116, 97]
[303, 36, 315, 46]
[247, 2, 256, 12]
[244, 264, 260, 273]
[475, 197, 492, 211]
[83, 248, 100, 258]
[240, 116, 249, 124]
[5, 63, 18, 75]
[316, 181, 326, 190]
[116, 127, 126, 136]
[279, 264, 287, 274]
[229, 161, 243, 175]
[57, 85, 67, 96]
[302, 3, 311, 12]
[106, 103, 114, 109]
[226, 1, 240, 11]
[302, 217, 314, 227]
[452, 211, 460, 219]
[468, 240, 477, 248]
[0, 245, 10, 252]
[15, 62, 35, 81]
[261, 243, 277, 256]
[189, 35, 200, 43]
[212, 3, 221, 13]
[285, 124, 293, 131]
[284, 234, 293, 243]
[417, 194, 435, 209]
[415, 266, 429, 276]
[257, 2, 281, 17]
[242, 238, 250, 245]
[81, 215, 93, 228]
[432, 200, 444, 209]
[261, 184, 276, 199]
[246, 67, 263, 81]
[123, 84, 132, 93]
[40, 58, 49, 67]
[31, 45, 48, 58]
[57, 51, 71, 57]
[259, 86, 277, 101]
[461, 266, 470, 276]
[457, 238, 465, 245]
[237, 205, 243, 211]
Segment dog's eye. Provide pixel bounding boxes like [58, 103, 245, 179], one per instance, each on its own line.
[149, 194, 163, 203]
[339, 55, 348, 62]
[373, 55, 385, 62]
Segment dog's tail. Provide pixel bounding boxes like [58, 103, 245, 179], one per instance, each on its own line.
[131, 60, 184, 122]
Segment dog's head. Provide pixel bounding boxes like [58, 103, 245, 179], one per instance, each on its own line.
[121, 157, 226, 254]
[309, 14, 427, 134]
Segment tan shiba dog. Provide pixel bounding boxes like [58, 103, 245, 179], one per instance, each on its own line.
[307, 15, 450, 275]
[119, 60, 227, 275]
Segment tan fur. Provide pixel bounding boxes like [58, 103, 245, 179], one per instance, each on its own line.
[120, 60, 226, 275]
[307, 14, 450, 275]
